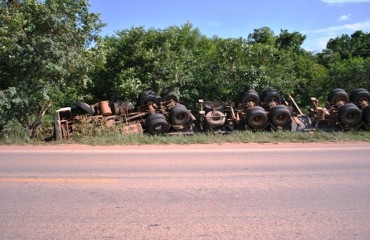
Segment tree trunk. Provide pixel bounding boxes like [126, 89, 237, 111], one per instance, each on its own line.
[28, 102, 52, 139]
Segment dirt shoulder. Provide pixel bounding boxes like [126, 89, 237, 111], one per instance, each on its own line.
[1, 142, 370, 152]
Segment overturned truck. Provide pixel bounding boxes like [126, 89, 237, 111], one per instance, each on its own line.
[54, 89, 195, 140]
[54, 87, 370, 140]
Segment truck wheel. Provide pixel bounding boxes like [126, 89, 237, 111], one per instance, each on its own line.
[162, 87, 180, 102]
[241, 89, 260, 105]
[139, 90, 158, 106]
[246, 106, 268, 129]
[350, 88, 370, 105]
[338, 103, 362, 127]
[169, 104, 190, 125]
[205, 110, 225, 127]
[261, 89, 281, 104]
[363, 106, 370, 124]
[145, 113, 169, 134]
[269, 105, 292, 127]
[76, 101, 95, 115]
[327, 88, 349, 105]
[204, 101, 224, 112]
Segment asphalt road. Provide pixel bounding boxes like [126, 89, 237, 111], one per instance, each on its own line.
[0, 143, 370, 240]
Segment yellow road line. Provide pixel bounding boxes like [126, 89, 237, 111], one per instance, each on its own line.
[0, 178, 118, 183]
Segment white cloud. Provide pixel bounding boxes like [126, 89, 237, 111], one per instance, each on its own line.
[305, 20, 370, 51]
[321, 0, 370, 4]
[338, 14, 351, 22]
[315, 36, 336, 49]
[312, 21, 370, 34]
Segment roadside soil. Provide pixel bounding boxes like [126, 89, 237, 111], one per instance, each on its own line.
[1, 142, 369, 151]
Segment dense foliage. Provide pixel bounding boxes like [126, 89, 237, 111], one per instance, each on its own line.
[0, 0, 103, 137]
[1, 0, 370, 139]
[91, 24, 329, 109]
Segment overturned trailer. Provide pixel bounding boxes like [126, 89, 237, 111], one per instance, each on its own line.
[309, 88, 369, 131]
[53, 87, 370, 140]
[198, 89, 294, 132]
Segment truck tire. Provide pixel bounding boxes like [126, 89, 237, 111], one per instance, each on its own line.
[338, 103, 362, 127]
[169, 104, 190, 125]
[327, 88, 349, 105]
[269, 105, 292, 127]
[261, 89, 281, 104]
[145, 113, 169, 135]
[241, 89, 260, 105]
[350, 88, 370, 105]
[139, 90, 158, 107]
[76, 101, 95, 115]
[245, 106, 268, 130]
[204, 101, 224, 112]
[363, 106, 370, 124]
[162, 88, 180, 102]
[205, 110, 225, 127]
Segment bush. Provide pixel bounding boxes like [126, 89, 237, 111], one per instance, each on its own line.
[0, 120, 30, 144]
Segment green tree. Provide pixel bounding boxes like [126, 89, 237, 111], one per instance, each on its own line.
[326, 34, 352, 59]
[247, 27, 276, 45]
[275, 29, 306, 53]
[316, 49, 341, 67]
[326, 31, 370, 59]
[350, 30, 370, 58]
[91, 23, 209, 107]
[0, 0, 103, 137]
[325, 57, 370, 92]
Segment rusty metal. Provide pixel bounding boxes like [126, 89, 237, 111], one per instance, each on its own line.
[291, 116, 301, 126]
[123, 123, 143, 134]
[242, 100, 256, 109]
[199, 100, 239, 132]
[99, 101, 112, 116]
[230, 102, 236, 120]
[359, 98, 369, 109]
[147, 102, 156, 115]
[124, 112, 147, 122]
[114, 101, 133, 116]
[288, 94, 303, 116]
[267, 100, 277, 108]
[189, 112, 196, 121]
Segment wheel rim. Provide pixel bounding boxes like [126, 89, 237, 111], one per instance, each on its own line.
[176, 113, 187, 122]
[343, 111, 361, 125]
[251, 115, 264, 126]
[275, 113, 289, 125]
[206, 111, 225, 127]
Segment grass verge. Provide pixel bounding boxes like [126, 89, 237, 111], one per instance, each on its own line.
[1, 120, 370, 146]
[37, 130, 370, 145]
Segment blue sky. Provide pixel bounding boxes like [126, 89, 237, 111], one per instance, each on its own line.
[89, 0, 370, 52]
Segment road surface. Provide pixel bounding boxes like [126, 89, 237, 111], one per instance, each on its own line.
[0, 143, 370, 239]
